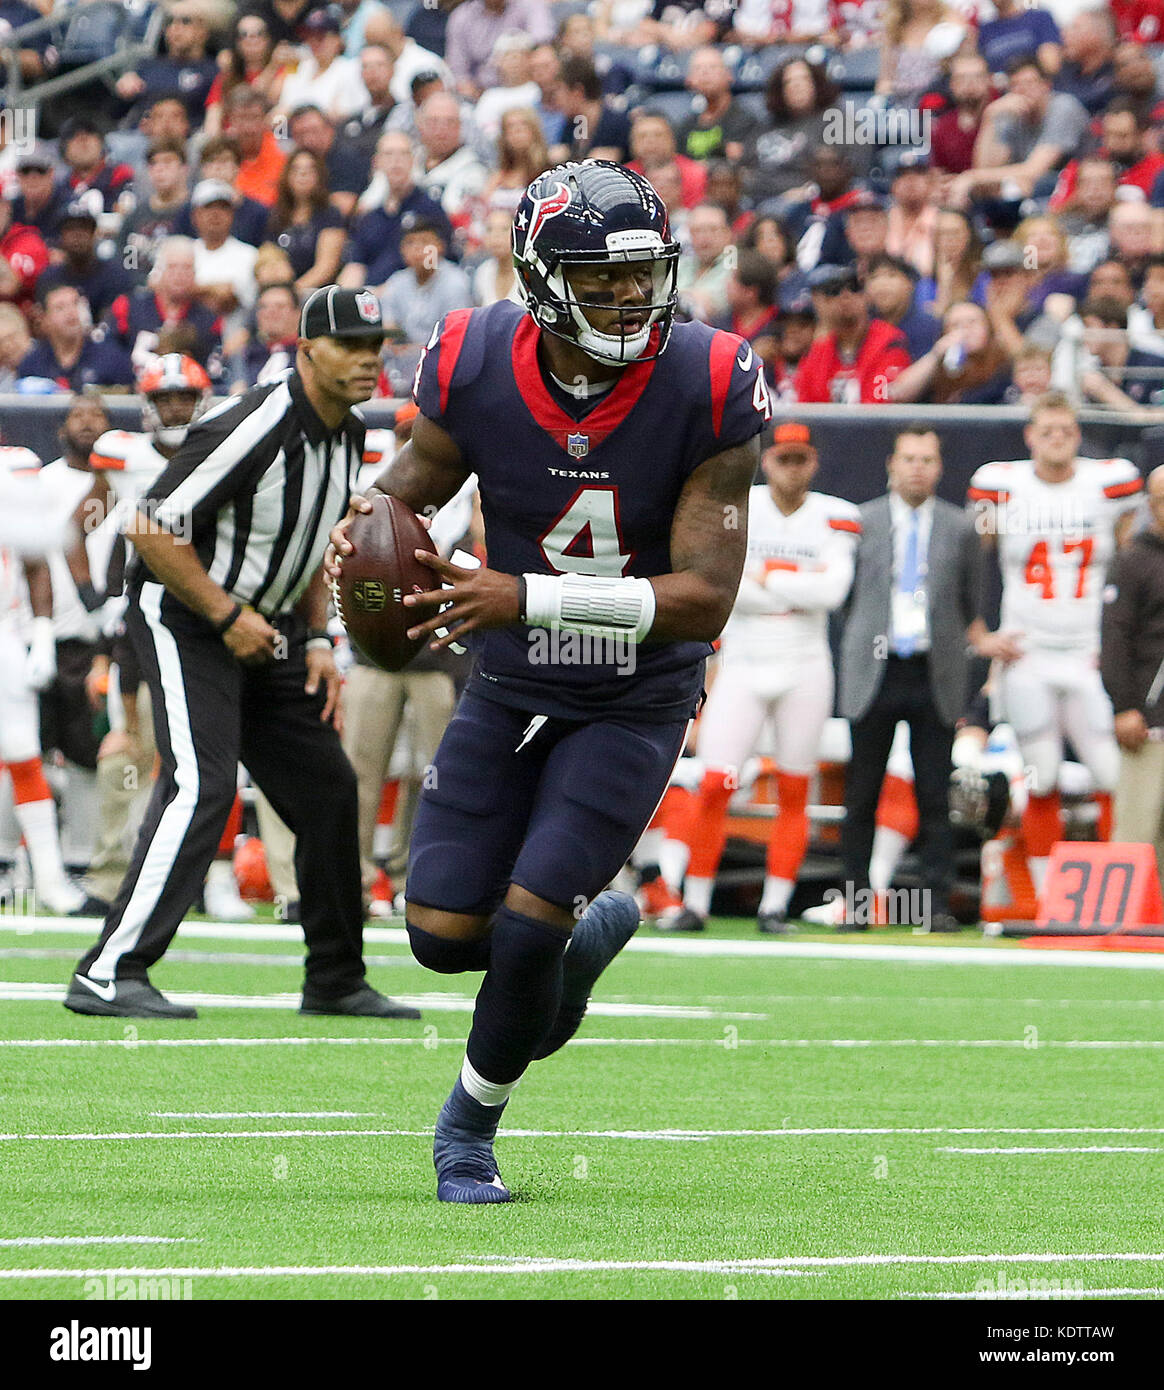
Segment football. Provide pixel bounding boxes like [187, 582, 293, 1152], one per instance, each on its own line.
[333, 493, 440, 671]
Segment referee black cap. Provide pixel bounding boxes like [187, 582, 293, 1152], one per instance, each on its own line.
[299, 285, 387, 341]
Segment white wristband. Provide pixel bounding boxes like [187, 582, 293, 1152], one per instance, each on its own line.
[523, 572, 656, 643]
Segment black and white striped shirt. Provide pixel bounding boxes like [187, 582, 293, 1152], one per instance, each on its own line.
[135, 370, 362, 618]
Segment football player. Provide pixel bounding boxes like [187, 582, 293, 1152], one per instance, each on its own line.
[327, 161, 769, 1203]
[0, 444, 83, 915]
[663, 420, 860, 934]
[968, 391, 1142, 892]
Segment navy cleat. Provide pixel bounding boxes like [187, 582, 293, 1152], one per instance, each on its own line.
[433, 1078, 511, 1204]
[536, 890, 639, 1057]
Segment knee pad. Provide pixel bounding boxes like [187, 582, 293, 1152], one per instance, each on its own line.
[406, 923, 491, 974]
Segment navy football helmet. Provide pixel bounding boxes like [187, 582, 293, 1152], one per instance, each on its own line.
[512, 160, 680, 366]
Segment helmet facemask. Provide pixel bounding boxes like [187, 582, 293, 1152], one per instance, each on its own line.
[142, 389, 207, 448]
[517, 230, 680, 366]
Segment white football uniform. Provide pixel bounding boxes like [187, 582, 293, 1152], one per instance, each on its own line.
[90, 428, 171, 508]
[699, 488, 860, 777]
[0, 446, 48, 761]
[968, 456, 1142, 792]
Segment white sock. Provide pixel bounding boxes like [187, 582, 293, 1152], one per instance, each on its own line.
[12, 797, 69, 889]
[658, 838, 690, 892]
[460, 1055, 520, 1107]
[632, 827, 664, 868]
[869, 826, 909, 896]
[206, 859, 241, 893]
[1028, 857, 1049, 896]
[684, 875, 713, 917]
[759, 876, 793, 916]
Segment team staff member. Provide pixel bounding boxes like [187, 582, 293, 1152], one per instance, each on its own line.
[66, 286, 421, 1022]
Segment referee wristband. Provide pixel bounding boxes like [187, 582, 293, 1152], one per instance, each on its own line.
[213, 603, 243, 636]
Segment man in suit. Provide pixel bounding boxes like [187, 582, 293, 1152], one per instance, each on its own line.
[837, 425, 982, 932]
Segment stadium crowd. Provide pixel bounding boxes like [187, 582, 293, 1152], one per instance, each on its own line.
[3, 0, 1164, 932]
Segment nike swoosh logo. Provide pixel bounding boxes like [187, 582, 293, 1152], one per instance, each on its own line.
[737, 345, 753, 371]
[75, 974, 117, 1002]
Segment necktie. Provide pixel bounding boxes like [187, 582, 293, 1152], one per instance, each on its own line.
[895, 509, 920, 657]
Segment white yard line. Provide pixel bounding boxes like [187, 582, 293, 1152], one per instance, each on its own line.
[146, 1122, 1164, 1136]
[5, 916, 1164, 968]
[0, 1252, 1161, 1281]
[152, 1111, 376, 1119]
[0, 1236, 192, 1248]
[938, 1146, 1164, 1155]
[906, 1288, 1164, 1300]
[0, 982, 761, 1020]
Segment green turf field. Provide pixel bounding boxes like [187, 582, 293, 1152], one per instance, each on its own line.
[2, 912, 1162, 1301]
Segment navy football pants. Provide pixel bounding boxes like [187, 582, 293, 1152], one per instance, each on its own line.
[407, 689, 688, 915]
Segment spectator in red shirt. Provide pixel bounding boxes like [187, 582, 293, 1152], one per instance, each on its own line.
[1112, 0, 1164, 43]
[714, 250, 780, 380]
[1050, 99, 1164, 207]
[931, 52, 992, 180]
[626, 112, 707, 210]
[0, 189, 49, 319]
[794, 263, 910, 404]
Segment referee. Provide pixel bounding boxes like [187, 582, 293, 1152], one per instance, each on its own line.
[66, 287, 421, 1021]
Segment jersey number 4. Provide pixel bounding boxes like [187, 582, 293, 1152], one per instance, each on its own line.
[1024, 537, 1094, 600]
[540, 486, 632, 577]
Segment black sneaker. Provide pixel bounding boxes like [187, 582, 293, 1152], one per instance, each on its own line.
[924, 913, 963, 935]
[299, 984, 421, 1019]
[757, 910, 792, 935]
[656, 907, 706, 933]
[64, 974, 197, 1019]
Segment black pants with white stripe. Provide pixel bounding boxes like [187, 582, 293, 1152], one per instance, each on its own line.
[77, 581, 367, 997]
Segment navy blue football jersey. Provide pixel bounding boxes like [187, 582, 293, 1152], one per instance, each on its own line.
[413, 299, 769, 721]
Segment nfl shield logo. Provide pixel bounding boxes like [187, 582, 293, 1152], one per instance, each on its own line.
[355, 290, 380, 322]
[567, 433, 590, 458]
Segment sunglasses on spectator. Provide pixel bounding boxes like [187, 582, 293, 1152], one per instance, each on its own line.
[168, 14, 200, 24]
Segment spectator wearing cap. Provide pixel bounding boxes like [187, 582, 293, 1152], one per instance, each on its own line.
[231, 279, 302, 388]
[379, 214, 473, 344]
[975, 0, 1062, 77]
[35, 203, 135, 320]
[225, 88, 288, 209]
[1056, 9, 1117, 116]
[864, 253, 941, 361]
[951, 56, 1089, 208]
[886, 153, 938, 278]
[677, 203, 733, 321]
[979, 237, 1042, 358]
[105, 237, 225, 381]
[444, 0, 552, 101]
[414, 91, 488, 237]
[58, 119, 135, 219]
[287, 105, 368, 220]
[674, 46, 762, 165]
[275, 6, 369, 123]
[931, 53, 993, 180]
[118, 140, 192, 286]
[473, 34, 540, 142]
[340, 131, 454, 290]
[0, 185, 50, 318]
[626, 113, 707, 210]
[19, 283, 134, 390]
[190, 181, 260, 344]
[795, 264, 911, 404]
[550, 56, 631, 164]
[114, 1, 220, 128]
[11, 145, 72, 246]
[175, 136, 271, 248]
[742, 57, 843, 205]
[262, 150, 346, 294]
[889, 299, 1014, 404]
[1073, 296, 1164, 410]
[339, 44, 399, 168]
[840, 191, 891, 282]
